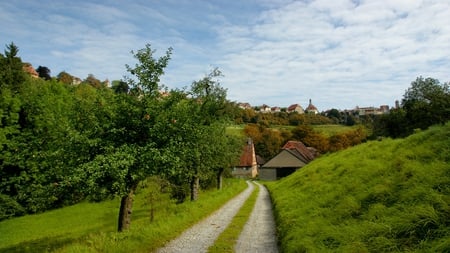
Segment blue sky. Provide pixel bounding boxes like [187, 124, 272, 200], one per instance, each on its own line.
[1, 0, 449, 110]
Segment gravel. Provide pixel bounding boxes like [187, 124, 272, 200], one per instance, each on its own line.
[157, 181, 254, 253]
[156, 180, 278, 253]
[235, 181, 279, 253]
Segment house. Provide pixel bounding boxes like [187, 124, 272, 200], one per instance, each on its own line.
[305, 99, 319, 114]
[287, 104, 305, 114]
[259, 104, 272, 113]
[238, 102, 252, 110]
[260, 141, 315, 180]
[232, 138, 258, 179]
[271, 106, 281, 113]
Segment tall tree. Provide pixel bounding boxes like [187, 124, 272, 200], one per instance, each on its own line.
[102, 44, 172, 232]
[402, 77, 450, 132]
[0, 42, 26, 91]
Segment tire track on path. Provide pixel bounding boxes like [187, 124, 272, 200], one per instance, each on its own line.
[157, 181, 254, 253]
[235, 182, 279, 253]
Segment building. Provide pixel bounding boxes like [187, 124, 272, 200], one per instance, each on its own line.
[287, 104, 305, 114]
[305, 99, 319, 114]
[232, 138, 258, 179]
[260, 141, 315, 180]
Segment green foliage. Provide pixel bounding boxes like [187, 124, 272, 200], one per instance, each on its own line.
[0, 179, 246, 253]
[266, 123, 450, 252]
[402, 76, 449, 131]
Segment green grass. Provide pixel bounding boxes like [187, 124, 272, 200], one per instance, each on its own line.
[266, 123, 450, 252]
[0, 179, 247, 253]
[311, 124, 359, 136]
[208, 182, 259, 253]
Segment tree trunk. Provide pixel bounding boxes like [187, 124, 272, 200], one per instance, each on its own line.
[117, 184, 137, 232]
[190, 175, 200, 201]
[216, 168, 224, 190]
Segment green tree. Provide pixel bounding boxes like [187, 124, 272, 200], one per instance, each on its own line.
[57, 71, 74, 85]
[402, 77, 450, 132]
[36, 66, 51, 80]
[87, 44, 173, 232]
[0, 42, 26, 91]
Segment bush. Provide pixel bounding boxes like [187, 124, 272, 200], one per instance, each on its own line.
[0, 194, 25, 221]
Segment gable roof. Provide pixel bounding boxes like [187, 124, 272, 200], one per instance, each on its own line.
[238, 139, 257, 167]
[282, 141, 315, 162]
[262, 140, 315, 168]
[287, 104, 304, 111]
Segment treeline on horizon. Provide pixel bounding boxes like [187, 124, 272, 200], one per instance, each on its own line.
[1, 42, 449, 229]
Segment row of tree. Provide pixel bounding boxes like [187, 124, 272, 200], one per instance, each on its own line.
[244, 124, 368, 160]
[373, 77, 449, 138]
[0, 43, 242, 231]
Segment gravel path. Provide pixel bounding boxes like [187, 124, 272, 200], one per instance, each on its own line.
[235, 182, 279, 253]
[157, 181, 255, 253]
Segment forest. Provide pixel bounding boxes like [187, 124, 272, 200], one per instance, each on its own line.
[1, 41, 449, 232]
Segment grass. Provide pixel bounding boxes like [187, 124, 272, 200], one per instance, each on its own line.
[227, 124, 357, 137]
[311, 124, 359, 136]
[0, 179, 248, 253]
[208, 181, 260, 253]
[266, 123, 450, 252]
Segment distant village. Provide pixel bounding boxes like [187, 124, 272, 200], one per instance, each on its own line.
[237, 99, 400, 117]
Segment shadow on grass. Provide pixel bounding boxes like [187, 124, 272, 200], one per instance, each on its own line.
[0, 236, 77, 253]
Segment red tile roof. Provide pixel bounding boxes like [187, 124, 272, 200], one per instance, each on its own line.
[282, 141, 315, 162]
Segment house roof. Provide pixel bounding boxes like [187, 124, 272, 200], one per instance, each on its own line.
[238, 139, 256, 167]
[287, 104, 303, 111]
[306, 99, 318, 112]
[282, 141, 315, 162]
[262, 140, 315, 168]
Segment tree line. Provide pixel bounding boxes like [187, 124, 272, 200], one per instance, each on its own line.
[0, 43, 242, 231]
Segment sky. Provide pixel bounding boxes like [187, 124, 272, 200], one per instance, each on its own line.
[1, 0, 449, 110]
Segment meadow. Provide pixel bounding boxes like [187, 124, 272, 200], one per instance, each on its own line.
[266, 123, 450, 252]
[0, 179, 247, 253]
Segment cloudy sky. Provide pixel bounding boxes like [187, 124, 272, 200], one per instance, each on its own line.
[1, 0, 449, 110]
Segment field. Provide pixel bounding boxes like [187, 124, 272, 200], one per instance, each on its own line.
[226, 124, 357, 137]
[0, 179, 247, 253]
[266, 123, 450, 252]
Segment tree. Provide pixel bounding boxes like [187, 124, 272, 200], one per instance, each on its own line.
[124, 44, 172, 97]
[402, 77, 450, 132]
[0, 42, 26, 91]
[57, 71, 73, 85]
[108, 44, 172, 231]
[36, 66, 51, 80]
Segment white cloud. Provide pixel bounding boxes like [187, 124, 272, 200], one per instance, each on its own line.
[1, 0, 449, 110]
[216, 0, 450, 109]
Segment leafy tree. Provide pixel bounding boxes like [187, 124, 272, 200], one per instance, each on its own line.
[111, 80, 129, 94]
[57, 71, 74, 85]
[402, 77, 450, 132]
[36, 66, 51, 80]
[81, 44, 173, 232]
[83, 74, 102, 88]
[0, 42, 26, 91]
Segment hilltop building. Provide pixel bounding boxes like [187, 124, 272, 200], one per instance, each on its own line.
[305, 99, 319, 114]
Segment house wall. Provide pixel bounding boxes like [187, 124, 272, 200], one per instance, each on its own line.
[259, 168, 277, 181]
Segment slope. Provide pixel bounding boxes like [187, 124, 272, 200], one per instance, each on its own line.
[267, 123, 450, 252]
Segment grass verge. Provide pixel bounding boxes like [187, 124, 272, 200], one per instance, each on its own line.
[208, 182, 259, 253]
[0, 179, 247, 253]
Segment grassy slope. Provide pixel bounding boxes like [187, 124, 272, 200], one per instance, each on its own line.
[0, 179, 247, 253]
[266, 123, 450, 252]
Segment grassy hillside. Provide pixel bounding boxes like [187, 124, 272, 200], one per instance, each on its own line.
[0, 179, 247, 253]
[266, 123, 450, 252]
